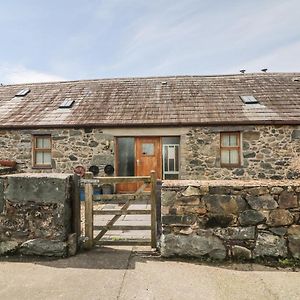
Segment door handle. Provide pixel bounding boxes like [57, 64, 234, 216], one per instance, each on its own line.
[137, 159, 141, 165]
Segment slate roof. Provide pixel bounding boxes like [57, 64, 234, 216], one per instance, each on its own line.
[0, 73, 299, 128]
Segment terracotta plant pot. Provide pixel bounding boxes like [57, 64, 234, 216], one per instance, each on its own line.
[0, 160, 17, 168]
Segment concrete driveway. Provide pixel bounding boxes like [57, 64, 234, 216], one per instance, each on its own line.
[0, 246, 300, 300]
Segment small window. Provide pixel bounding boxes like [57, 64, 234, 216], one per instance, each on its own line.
[142, 143, 154, 156]
[220, 132, 241, 167]
[59, 99, 75, 108]
[240, 95, 259, 104]
[15, 88, 30, 97]
[33, 135, 52, 168]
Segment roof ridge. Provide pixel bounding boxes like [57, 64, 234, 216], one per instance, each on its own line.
[2, 72, 300, 87]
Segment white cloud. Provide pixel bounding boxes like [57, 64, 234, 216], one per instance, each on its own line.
[227, 41, 300, 74]
[0, 64, 66, 84]
[97, 0, 300, 76]
[1, 1, 299, 81]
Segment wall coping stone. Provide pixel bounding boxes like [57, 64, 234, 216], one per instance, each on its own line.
[1, 173, 73, 179]
[163, 179, 300, 188]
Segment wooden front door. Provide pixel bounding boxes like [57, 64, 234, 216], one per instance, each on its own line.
[116, 137, 161, 193]
[136, 137, 161, 179]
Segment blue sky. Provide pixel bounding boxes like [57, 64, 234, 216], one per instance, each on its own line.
[0, 0, 299, 84]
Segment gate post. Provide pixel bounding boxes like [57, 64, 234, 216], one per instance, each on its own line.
[150, 170, 157, 249]
[72, 174, 81, 246]
[84, 172, 94, 249]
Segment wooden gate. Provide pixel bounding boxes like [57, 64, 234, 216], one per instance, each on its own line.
[81, 171, 158, 249]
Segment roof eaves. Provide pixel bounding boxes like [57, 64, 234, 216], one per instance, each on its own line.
[0, 119, 299, 130]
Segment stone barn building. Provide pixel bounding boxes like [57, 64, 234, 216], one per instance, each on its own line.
[0, 73, 299, 190]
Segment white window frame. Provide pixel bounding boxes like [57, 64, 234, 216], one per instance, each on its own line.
[162, 144, 180, 179]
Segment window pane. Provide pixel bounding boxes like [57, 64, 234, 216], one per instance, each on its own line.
[36, 137, 44, 148]
[229, 134, 238, 146]
[35, 151, 51, 165]
[117, 138, 135, 176]
[43, 138, 51, 148]
[35, 152, 44, 164]
[142, 143, 154, 155]
[168, 146, 175, 160]
[221, 134, 230, 146]
[175, 146, 179, 171]
[36, 137, 50, 149]
[43, 152, 52, 165]
[169, 159, 175, 171]
[221, 149, 230, 164]
[229, 150, 239, 164]
[164, 146, 168, 172]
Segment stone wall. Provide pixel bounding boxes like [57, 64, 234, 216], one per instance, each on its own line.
[0, 128, 114, 175]
[161, 180, 300, 260]
[0, 125, 299, 180]
[180, 125, 300, 180]
[0, 173, 74, 257]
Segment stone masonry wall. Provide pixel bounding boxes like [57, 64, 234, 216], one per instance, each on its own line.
[180, 125, 300, 180]
[0, 128, 114, 175]
[0, 125, 299, 180]
[0, 173, 74, 257]
[161, 180, 300, 260]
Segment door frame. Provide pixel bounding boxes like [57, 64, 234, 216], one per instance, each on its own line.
[115, 136, 162, 179]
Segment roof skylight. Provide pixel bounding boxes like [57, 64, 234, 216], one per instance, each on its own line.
[15, 88, 30, 97]
[240, 95, 259, 104]
[59, 99, 75, 108]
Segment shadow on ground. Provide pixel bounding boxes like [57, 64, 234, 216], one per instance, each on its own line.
[0, 246, 299, 272]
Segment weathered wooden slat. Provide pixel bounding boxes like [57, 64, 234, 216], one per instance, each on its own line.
[92, 199, 149, 205]
[94, 197, 133, 241]
[94, 225, 151, 230]
[84, 181, 94, 249]
[93, 192, 150, 202]
[81, 172, 155, 248]
[93, 209, 151, 215]
[93, 194, 136, 200]
[150, 170, 157, 249]
[135, 183, 148, 195]
[71, 174, 81, 247]
[94, 239, 151, 246]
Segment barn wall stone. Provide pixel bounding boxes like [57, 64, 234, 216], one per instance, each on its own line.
[161, 180, 300, 260]
[180, 125, 300, 180]
[0, 173, 73, 257]
[0, 128, 114, 175]
[0, 125, 299, 180]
